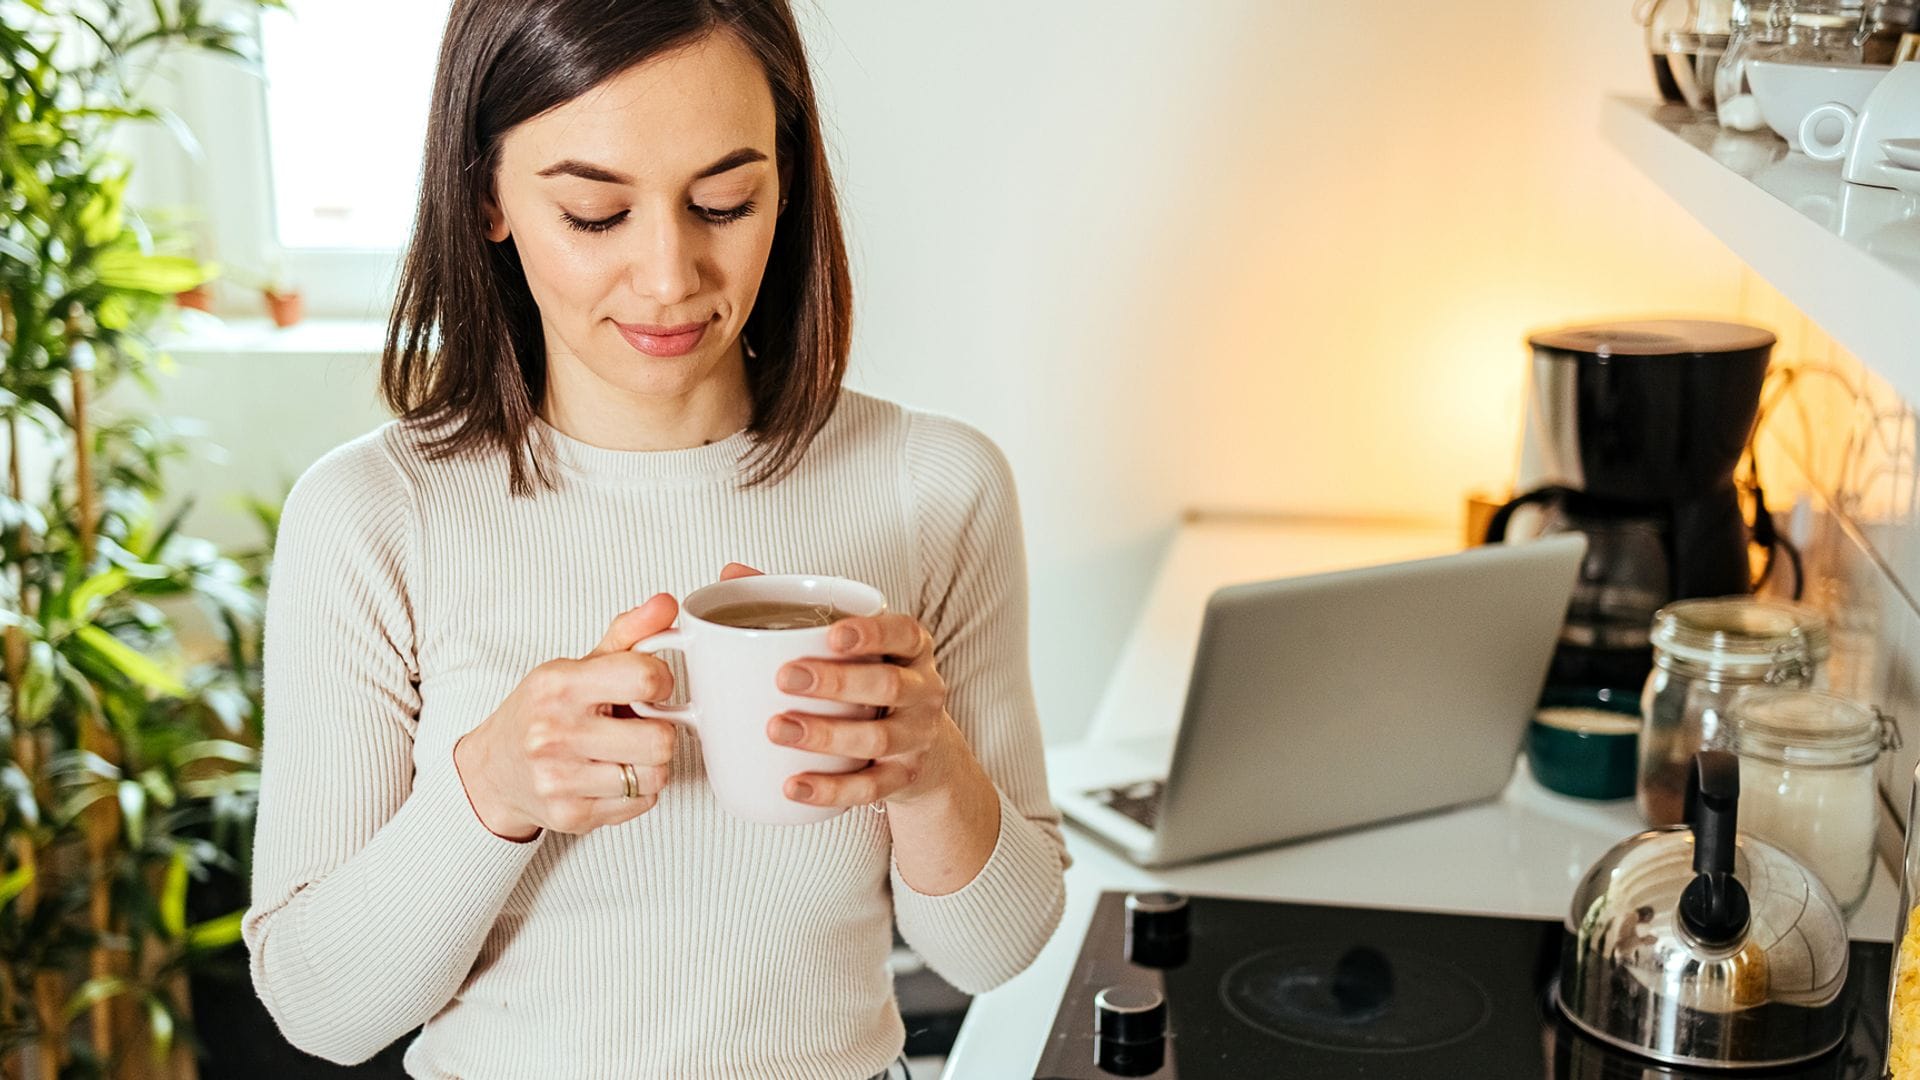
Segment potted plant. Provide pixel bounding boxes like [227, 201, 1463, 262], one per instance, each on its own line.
[260, 281, 300, 329]
[170, 285, 214, 314]
[228, 260, 301, 329]
[1, 3, 289, 1077]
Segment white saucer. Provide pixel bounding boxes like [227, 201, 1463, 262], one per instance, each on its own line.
[1885, 138, 1920, 171]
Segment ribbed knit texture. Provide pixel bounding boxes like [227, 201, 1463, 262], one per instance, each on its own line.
[242, 390, 1069, 1079]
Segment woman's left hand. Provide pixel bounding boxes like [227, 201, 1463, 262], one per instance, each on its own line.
[717, 563, 967, 807]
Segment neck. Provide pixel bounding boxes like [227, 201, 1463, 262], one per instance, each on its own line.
[540, 334, 753, 450]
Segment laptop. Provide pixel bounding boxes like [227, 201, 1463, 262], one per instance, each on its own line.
[1049, 534, 1587, 868]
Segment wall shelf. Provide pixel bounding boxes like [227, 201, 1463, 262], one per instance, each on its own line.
[1601, 96, 1920, 397]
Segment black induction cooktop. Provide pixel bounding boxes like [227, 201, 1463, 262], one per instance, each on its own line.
[1034, 891, 1891, 1080]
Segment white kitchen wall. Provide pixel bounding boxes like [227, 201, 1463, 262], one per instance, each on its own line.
[1733, 272, 1920, 821]
[131, 1, 1748, 742]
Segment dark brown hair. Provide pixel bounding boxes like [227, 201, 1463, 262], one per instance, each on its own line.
[381, 0, 852, 495]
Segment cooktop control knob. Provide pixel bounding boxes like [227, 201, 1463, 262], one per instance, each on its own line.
[1124, 891, 1189, 968]
[1094, 985, 1166, 1076]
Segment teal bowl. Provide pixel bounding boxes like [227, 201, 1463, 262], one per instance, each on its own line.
[1527, 686, 1640, 801]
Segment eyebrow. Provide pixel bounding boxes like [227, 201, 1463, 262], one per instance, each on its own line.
[535, 148, 769, 185]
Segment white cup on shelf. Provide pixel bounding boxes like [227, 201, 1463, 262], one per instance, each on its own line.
[1799, 101, 1863, 161]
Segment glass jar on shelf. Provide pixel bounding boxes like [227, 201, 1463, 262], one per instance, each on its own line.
[1637, 597, 1829, 826]
[1716, 0, 1794, 129]
[1865, 1, 1920, 62]
[1643, 0, 1737, 109]
[1774, 2, 1873, 63]
[1716, 685, 1897, 918]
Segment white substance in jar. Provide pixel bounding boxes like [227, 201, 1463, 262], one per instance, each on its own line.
[1737, 757, 1878, 915]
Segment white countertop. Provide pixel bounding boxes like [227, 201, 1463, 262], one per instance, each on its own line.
[941, 513, 1901, 1078]
[942, 758, 1900, 1079]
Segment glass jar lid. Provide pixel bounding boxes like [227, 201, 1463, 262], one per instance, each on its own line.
[1649, 597, 1831, 672]
[1789, 11, 1861, 26]
[1726, 686, 1897, 766]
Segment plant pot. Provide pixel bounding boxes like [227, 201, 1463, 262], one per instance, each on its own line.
[264, 290, 303, 329]
[175, 285, 214, 312]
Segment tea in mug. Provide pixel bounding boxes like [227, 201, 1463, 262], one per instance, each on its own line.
[703, 600, 855, 630]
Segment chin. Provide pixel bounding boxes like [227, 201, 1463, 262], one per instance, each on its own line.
[597, 356, 715, 398]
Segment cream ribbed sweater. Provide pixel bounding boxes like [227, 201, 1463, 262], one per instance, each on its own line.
[242, 389, 1069, 1079]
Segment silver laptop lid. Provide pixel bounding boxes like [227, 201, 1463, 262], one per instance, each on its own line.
[1147, 535, 1587, 866]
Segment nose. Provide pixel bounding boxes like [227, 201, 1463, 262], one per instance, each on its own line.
[630, 207, 701, 307]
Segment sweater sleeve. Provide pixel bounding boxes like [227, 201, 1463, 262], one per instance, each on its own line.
[242, 428, 545, 1064]
[891, 412, 1070, 994]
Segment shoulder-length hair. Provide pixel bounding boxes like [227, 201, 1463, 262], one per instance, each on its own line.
[381, 0, 852, 495]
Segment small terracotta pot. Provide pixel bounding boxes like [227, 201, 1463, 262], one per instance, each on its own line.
[264, 289, 304, 328]
[174, 285, 214, 312]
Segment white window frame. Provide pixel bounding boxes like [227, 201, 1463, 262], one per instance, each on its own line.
[165, 8, 407, 323]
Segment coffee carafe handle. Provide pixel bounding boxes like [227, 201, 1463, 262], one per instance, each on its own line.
[1679, 750, 1750, 948]
[1483, 486, 1576, 543]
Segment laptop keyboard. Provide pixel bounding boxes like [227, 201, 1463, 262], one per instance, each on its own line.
[1087, 779, 1165, 830]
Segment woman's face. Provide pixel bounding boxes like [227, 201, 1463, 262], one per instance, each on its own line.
[484, 30, 785, 406]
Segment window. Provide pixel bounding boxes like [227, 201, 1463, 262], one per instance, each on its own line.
[169, 2, 452, 320]
[257, 1, 450, 250]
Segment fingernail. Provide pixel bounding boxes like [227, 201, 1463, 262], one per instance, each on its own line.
[771, 718, 803, 744]
[789, 780, 814, 801]
[829, 624, 858, 651]
[778, 666, 814, 692]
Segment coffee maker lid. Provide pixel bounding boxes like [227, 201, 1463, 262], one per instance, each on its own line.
[1528, 320, 1777, 358]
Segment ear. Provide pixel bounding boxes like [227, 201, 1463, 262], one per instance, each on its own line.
[777, 158, 794, 216]
[481, 190, 510, 242]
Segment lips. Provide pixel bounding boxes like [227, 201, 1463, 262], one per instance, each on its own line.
[615, 318, 710, 358]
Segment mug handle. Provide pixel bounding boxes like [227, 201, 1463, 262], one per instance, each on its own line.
[1799, 102, 1857, 162]
[629, 628, 699, 728]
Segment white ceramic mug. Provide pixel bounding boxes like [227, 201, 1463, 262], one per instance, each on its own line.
[630, 574, 887, 826]
[1799, 101, 1860, 161]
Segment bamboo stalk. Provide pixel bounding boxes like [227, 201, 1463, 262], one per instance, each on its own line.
[3, 295, 60, 1080]
[66, 309, 122, 1072]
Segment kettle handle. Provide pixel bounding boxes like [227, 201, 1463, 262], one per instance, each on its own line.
[1680, 751, 1750, 947]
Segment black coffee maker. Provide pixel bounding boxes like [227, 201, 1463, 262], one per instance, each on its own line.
[1485, 321, 1776, 689]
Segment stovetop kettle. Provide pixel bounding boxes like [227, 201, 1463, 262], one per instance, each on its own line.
[1557, 750, 1852, 1069]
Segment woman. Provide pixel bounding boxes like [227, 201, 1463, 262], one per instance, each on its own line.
[239, 2, 1068, 1077]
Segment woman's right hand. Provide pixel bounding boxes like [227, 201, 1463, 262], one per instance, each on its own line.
[453, 594, 682, 841]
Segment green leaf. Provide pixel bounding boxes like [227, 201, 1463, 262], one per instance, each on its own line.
[95, 294, 131, 331]
[184, 909, 243, 951]
[170, 739, 257, 769]
[57, 783, 114, 826]
[76, 174, 127, 248]
[0, 234, 35, 266]
[0, 864, 35, 907]
[68, 568, 132, 623]
[160, 848, 188, 937]
[146, 994, 174, 1064]
[51, 749, 121, 783]
[63, 975, 134, 1019]
[138, 768, 175, 809]
[71, 625, 188, 698]
[91, 249, 206, 296]
[1, 763, 39, 828]
[19, 641, 59, 726]
[118, 779, 146, 847]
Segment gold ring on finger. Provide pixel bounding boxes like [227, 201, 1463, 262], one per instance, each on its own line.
[620, 761, 640, 800]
